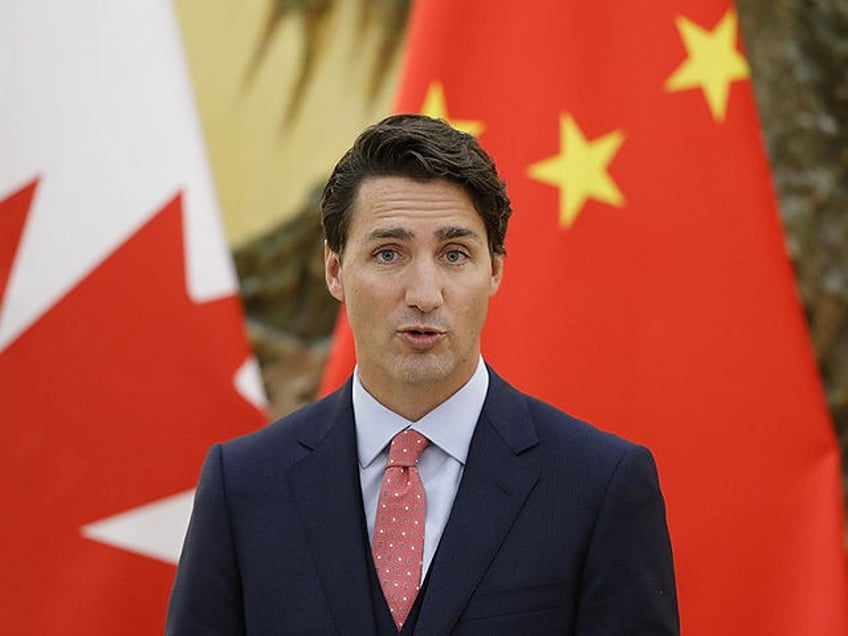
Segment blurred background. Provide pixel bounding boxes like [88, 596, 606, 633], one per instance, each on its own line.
[174, 0, 848, 491]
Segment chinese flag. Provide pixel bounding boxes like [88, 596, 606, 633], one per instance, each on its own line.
[320, 0, 848, 633]
[0, 2, 266, 633]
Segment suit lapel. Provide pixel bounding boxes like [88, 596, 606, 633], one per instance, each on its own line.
[414, 371, 540, 636]
[287, 381, 378, 636]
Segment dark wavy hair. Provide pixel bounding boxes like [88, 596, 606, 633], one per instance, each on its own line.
[321, 114, 512, 257]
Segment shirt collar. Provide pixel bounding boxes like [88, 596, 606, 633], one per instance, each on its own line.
[353, 357, 489, 469]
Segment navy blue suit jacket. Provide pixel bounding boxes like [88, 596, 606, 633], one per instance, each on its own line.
[166, 369, 679, 634]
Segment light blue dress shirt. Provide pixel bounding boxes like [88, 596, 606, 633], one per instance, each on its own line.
[353, 357, 489, 581]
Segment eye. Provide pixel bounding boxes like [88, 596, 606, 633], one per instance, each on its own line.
[375, 248, 398, 263]
[443, 249, 469, 264]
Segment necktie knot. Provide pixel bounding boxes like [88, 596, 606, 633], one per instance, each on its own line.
[386, 428, 430, 468]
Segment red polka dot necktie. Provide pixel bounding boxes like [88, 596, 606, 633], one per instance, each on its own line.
[372, 428, 431, 631]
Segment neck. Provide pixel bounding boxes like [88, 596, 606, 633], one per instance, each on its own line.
[359, 369, 477, 422]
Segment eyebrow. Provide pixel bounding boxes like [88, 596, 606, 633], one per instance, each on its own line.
[364, 226, 483, 243]
[436, 226, 482, 242]
[365, 227, 414, 242]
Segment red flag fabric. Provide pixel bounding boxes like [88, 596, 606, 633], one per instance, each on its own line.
[319, 1, 848, 633]
[0, 2, 266, 633]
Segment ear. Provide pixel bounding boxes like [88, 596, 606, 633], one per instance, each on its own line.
[324, 241, 345, 302]
[489, 253, 504, 296]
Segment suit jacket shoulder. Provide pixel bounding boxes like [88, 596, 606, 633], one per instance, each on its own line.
[216, 380, 355, 485]
[483, 366, 642, 473]
[431, 367, 679, 635]
[166, 380, 371, 635]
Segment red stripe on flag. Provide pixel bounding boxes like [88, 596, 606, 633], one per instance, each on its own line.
[0, 179, 38, 305]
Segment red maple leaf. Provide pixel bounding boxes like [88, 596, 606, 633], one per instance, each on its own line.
[0, 179, 266, 634]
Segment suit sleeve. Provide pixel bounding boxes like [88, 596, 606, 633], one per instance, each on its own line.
[165, 444, 246, 636]
[574, 444, 680, 635]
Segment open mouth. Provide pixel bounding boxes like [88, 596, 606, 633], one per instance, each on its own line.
[399, 327, 445, 350]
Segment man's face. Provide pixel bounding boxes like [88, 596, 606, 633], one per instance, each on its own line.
[325, 176, 503, 415]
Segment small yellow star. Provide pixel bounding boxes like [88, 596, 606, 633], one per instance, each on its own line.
[664, 9, 750, 122]
[527, 114, 625, 228]
[420, 82, 484, 137]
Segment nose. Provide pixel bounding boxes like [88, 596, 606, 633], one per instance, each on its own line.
[404, 259, 444, 313]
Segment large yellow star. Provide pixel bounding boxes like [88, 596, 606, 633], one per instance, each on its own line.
[527, 114, 625, 228]
[664, 9, 750, 122]
[420, 82, 484, 136]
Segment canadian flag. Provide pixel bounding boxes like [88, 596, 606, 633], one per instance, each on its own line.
[0, 2, 266, 633]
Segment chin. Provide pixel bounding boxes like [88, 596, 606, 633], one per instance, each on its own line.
[393, 356, 455, 387]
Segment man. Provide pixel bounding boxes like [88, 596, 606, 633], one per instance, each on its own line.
[166, 114, 679, 635]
